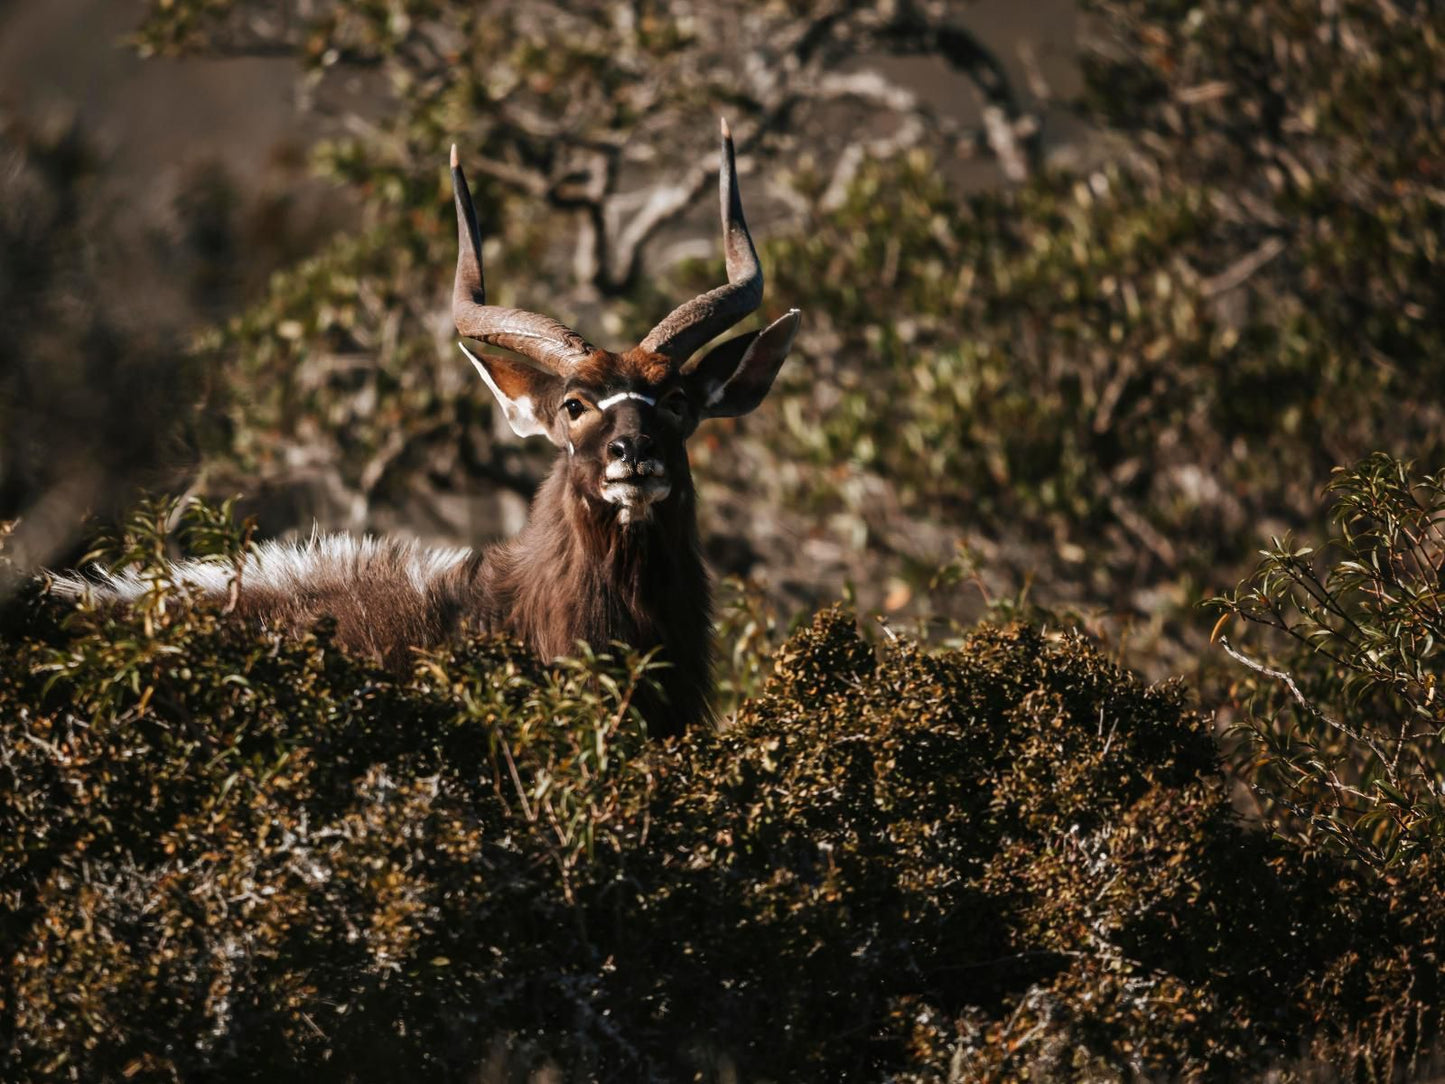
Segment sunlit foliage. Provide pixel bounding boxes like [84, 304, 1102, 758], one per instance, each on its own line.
[1215, 454, 1445, 871]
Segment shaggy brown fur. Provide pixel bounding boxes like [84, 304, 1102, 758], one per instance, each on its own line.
[215, 463, 710, 736]
[225, 548, 490, 675]
[477, 462, 712, 736]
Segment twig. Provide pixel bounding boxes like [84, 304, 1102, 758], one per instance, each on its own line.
[1217, 636, 1394, 772]
[499, 738, 535, 821]
[1200, 236, 1286, 297]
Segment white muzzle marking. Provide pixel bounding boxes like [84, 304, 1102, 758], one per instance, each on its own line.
[601, 481, 672, 523]
[594, 393, 665, 521]
[604, 458, 665, 481]
[600, 467, 671, 523]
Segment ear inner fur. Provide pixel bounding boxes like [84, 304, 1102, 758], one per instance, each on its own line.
[460, 342, 559, 441]
[689, 309, 801, 418]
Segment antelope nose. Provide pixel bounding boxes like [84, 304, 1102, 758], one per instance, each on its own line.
[607, 434, 652, 462]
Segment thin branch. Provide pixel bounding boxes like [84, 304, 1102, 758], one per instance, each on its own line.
[1218, 636, 1395, 775]
[606, 159, 716, 293]
[1200, 236, 1287, 297]
[1250, 782, 1384, 867]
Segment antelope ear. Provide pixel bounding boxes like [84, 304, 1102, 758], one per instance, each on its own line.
[685, 310, 801, 419]
[460, 342, 561, 441]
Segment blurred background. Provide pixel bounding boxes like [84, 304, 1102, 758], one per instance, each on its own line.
[1, 0, 1441, 684]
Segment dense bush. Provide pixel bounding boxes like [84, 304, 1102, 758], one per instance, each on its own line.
[4, 566, 1444, 1079]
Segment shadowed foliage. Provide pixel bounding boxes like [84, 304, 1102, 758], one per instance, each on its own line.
[3, 521, 1443, 1079]
[0, 116, 205, 583]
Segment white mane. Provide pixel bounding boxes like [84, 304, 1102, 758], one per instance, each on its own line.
[48, 533, 475, 601]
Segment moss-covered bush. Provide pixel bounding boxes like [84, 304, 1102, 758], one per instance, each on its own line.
[4, 586, 1443, 1080]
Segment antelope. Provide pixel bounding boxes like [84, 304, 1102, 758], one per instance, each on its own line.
[51, 119, 800, 738]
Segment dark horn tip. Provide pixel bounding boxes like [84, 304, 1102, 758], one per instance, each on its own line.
[450, 143, 459, 169]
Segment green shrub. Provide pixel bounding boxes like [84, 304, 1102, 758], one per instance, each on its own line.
[1214, 453, 1445, 871]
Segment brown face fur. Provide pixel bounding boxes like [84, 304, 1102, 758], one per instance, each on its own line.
[550, 349, 703, 524]
[469, 340, 768, 525]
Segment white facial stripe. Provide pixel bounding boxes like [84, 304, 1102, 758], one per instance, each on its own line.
[596, 391, 656, 412]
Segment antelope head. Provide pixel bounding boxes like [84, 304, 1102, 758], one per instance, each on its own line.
[451, 120, 800, 525]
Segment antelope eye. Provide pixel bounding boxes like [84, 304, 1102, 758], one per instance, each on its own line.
[563, 398, 587, 420]
[661, 391, 688, 416]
